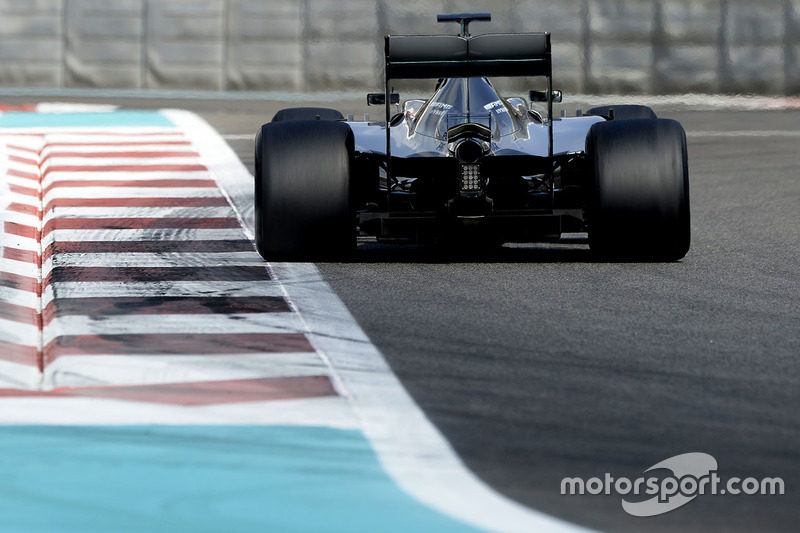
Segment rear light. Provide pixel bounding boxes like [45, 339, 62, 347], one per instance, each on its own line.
[460, 164, 482, 192]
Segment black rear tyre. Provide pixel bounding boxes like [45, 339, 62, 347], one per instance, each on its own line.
[271, 107, 344, 122]
[586, 105, 657, 120]
[586, 118, 690, 261]
[254, 120, 355, 259]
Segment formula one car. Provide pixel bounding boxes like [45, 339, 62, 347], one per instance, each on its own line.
[254, 13, 690, 260]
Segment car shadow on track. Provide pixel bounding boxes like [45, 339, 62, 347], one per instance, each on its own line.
[326, 236, 596, 264]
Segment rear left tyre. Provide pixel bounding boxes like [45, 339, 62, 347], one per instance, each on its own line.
[271, 107, 345, 122]
[254, 120, 355, 259]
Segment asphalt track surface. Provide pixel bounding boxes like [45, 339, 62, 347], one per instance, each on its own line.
[4, 92, 797, 532]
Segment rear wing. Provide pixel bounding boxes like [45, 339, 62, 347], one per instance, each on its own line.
[384, 33, 551, 80]
[381, 31, 556, 168]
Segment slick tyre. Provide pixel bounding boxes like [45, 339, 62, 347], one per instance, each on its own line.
[254, 120, 355, 259]
[586, 118, 690, 261]
[586, 105, 657, 120]
[271, 107, 345, 122]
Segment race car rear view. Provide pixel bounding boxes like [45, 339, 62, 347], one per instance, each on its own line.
[254, 13, 690, 261]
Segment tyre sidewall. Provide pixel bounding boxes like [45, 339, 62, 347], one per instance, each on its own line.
[256, 120, 354, 258]
[587, 118, 690, 260]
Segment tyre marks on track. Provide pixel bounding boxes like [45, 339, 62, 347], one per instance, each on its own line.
[0, 121, 343, 416]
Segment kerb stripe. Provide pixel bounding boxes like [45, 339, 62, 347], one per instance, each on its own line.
[45, 266, 270, 284]
[43, 217, 242, 233]
[43, 296, 291, 324]
[41, 151, 200, 162]
[0, 272, 40, 294]
[43, 179, 217, 194]
[45, 196, 229, 211]
[44, 332, 314, 360]
[0, 376, 337, 406]
[43, 164, 207, 176]
[43, 240, 253, 258]
[0, 340, 39, 365]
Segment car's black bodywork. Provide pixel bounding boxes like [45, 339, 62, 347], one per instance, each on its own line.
[254, 13, 690, 261]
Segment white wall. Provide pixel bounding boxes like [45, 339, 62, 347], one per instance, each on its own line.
[0, 0, 797, 94]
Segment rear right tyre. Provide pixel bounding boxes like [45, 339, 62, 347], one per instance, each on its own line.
[586, 104, 657, 120]
[586, 118, 690, 261]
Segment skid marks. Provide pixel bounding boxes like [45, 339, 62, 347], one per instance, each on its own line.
[0, 126, 350, 424]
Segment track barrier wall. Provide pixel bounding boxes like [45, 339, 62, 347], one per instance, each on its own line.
[0, 0, 797, 95]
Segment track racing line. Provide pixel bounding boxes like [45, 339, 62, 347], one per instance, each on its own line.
[0, 107, 586, 532]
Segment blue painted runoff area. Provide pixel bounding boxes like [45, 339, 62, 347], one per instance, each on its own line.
[0, 425, 484, 533]
[0, 110, 174, 128]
